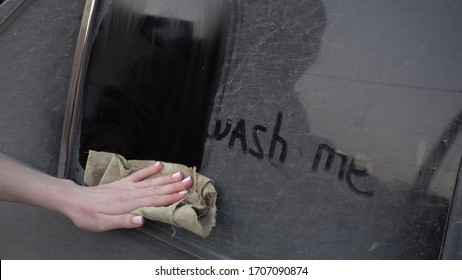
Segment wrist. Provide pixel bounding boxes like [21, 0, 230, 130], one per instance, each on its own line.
[46, 178, 81, 219]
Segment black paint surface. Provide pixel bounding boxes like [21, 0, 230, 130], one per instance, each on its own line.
[1, 0, 461, 259]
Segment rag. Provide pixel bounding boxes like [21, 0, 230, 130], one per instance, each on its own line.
[84, 150, 217, 237]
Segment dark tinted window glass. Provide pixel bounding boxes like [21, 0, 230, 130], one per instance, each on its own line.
[78, 0, 229, 168]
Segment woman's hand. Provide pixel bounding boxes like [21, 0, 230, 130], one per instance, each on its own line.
[64, 162, 193, 232]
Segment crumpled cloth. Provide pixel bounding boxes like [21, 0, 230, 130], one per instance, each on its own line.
[84, 150, 217, 237]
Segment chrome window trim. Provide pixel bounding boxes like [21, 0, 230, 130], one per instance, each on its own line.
[58, 0, 97, 178]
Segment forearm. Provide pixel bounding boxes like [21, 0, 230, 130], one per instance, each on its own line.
[0, 155, 77, 216]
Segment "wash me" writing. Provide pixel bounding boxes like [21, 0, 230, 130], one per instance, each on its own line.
[209, 111, 374, 198]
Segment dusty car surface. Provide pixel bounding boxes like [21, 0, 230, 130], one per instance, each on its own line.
[1, 0, 461, 259]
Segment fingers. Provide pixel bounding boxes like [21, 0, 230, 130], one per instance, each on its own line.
[144, 190, 190, 207]
[137, 171, 185, 189]
[126, 164, 192, 193]
[131, 175, 193, 207]
[105, 172, 193, 211]
[126, 162, 163, 182]
[137, 175, 194, 197]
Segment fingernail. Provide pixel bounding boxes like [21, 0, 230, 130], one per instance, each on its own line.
[132, 216, 144, 225]
[154, 161, 161, 167]
[172, 171, 182, 179]
[182, 176, 192, 183]
[178, 190, 188, 195]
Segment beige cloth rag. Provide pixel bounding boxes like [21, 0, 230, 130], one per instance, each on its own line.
[84, 150, 217, 237]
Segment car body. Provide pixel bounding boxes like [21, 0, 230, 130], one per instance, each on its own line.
[1, 0, 461, 259]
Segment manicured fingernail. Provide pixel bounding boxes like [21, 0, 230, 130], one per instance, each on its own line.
[132, 216, 144, 225]
[154, 162, 161, 167]
[178, 190, 188, 195]
[182, 176, 192, 183]
[172, 171, 182, 179]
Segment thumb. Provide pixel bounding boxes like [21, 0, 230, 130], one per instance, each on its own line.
[101, 214, 145, 230]
[128, 215, 145, 228]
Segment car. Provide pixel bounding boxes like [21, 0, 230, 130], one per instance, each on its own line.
[1, 0, 461, 259]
